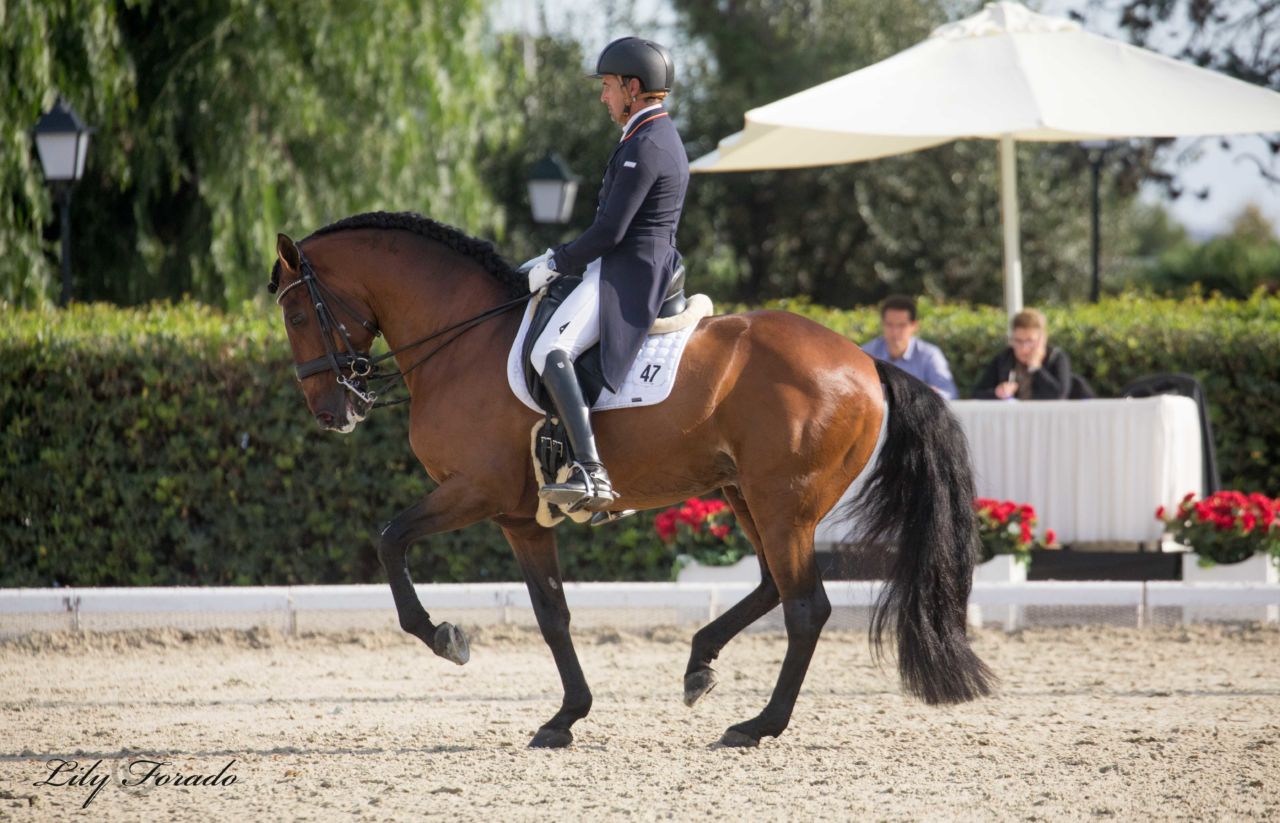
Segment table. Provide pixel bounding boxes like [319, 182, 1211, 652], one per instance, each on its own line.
[950, 396, 1203, 544]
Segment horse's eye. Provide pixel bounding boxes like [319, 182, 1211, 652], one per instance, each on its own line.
[289, 313, 306, 327]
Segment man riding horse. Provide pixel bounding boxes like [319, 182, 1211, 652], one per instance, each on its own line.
[521, 36, 690, 514]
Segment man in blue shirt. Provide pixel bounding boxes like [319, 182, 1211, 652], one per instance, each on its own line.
[861, 295, 958, 399]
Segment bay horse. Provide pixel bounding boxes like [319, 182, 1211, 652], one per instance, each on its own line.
[269, 211, 993, 749]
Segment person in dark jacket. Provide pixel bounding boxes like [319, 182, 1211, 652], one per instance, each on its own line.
[973, 308, 1073, 400]
[519, 36, 690, 512]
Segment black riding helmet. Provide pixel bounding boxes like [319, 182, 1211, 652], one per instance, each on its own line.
[591, 36, 674, 93]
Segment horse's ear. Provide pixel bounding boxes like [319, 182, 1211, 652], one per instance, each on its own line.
[277, 233, 301, 273]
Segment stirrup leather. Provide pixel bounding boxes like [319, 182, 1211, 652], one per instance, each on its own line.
[539, 461, 618, 512]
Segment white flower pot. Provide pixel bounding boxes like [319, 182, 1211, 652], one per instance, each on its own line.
[973, 553, 1029, 583]
[1181, 552, 1278, 584]
[675, 554, 760, 584]
[1180, 552, 1279, 624]
[969, 554, 1028, 630]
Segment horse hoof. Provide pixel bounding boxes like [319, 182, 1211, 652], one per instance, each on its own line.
[683, 669, 718, 707]
[719, 728, 760, 748]
[529, 727, 573, 749]
[432, 623, 470, 665]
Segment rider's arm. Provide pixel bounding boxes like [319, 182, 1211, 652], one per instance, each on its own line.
[552, 139, 663, 273]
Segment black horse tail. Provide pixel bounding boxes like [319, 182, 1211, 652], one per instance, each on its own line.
[845, 360, 995, 704]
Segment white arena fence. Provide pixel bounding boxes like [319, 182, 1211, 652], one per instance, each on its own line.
[1, 581, 1277, 638]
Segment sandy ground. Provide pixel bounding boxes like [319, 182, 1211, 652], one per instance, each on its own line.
[1, 623, 1278, 822]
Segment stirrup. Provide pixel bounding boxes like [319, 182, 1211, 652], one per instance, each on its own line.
[538, 461, 617, 512]
[590, 509, 636, 527]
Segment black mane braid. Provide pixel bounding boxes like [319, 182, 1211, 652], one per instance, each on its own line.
[269, 211, 524, 297]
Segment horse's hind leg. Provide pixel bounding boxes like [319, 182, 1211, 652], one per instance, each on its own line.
[683, 486, 780, 707]
[500, 517, 592, 749]
[720, 519, 831, 748]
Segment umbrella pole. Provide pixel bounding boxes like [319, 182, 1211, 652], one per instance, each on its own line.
[999, 135, 1023, 322]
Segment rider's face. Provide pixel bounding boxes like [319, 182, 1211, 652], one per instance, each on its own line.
[600, 75, 633, 125]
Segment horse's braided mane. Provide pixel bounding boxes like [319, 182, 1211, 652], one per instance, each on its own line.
[269, 211, 526, 298]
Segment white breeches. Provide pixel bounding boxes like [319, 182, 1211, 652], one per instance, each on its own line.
[530, 258, 602, 375]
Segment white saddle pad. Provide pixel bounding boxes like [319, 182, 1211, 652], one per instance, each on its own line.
[506, 294, 712, 414]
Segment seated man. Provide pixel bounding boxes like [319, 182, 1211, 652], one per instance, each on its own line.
[861, 295, 958, 399]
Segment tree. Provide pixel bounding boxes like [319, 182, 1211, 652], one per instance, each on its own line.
[1145, 202, 1280, 298]
[0, 0, 135, 305]
[1109, 0, 1280, 186]
[2, 0, 512, 307]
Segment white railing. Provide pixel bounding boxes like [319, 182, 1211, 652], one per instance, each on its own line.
[2, 581, 1277, 637]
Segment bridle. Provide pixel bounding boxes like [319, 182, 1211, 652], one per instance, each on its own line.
[271, 246, 533, 409]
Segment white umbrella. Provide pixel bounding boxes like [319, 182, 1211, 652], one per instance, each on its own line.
[691, 1, 1280, 316]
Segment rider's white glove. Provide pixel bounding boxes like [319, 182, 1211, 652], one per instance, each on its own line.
[518, 249, 559, 293]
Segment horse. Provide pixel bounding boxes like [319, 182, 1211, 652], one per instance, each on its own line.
[269, 211, 994, 749]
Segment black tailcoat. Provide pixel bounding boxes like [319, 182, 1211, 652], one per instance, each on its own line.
[551, 106, 689, 391]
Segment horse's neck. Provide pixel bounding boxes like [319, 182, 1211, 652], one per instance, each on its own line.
[361, 241, 516, 384]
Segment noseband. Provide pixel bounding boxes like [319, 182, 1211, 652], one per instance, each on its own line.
[271, 247, 533, 410]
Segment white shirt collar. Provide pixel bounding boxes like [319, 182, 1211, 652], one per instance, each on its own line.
[619, 103, 663, 140]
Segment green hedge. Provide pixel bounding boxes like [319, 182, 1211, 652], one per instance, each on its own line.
[2, 295, 1277, 586]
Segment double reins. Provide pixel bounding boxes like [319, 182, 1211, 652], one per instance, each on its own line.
[273, 248, 532, 409]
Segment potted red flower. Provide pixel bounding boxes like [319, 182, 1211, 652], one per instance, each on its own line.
[655, 497, 756, 582]
[972, 498, 1058, 582]
[1157, 491, 1280, 583]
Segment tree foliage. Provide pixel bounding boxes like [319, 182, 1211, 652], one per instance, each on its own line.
[1109, 0, 1280, 185]
[1142, 204, 1280, 298]
[2, 0, 511, 307]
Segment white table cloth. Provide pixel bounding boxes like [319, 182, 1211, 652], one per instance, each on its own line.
[950, 396, 1203, 544]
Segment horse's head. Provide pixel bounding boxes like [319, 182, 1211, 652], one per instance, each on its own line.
[271, 233, 380, 433]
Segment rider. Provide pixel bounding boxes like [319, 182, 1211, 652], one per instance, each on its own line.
[521, 36, 690, 513]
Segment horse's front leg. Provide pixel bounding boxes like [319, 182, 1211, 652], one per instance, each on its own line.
[498, 516, 591, 749]
[379, 479, 496, 664]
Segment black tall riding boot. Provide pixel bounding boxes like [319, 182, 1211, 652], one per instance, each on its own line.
[538, 349, 617, 511]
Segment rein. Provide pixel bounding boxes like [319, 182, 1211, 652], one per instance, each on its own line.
[273, 248, 532, 409]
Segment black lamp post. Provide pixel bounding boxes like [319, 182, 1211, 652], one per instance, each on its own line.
[1081, 140, 1110, 304]
[527, 152, 579, 224]
[33, 98, 92, 306]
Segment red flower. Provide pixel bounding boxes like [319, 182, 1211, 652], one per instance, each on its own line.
[1181, 491, 1197, 503]
[710, 524, 730, 539]
[1019, 522, 1033, 544]
[1155, 505, 1166, 520]
[1044, 529, 1057, 546]
[1242, 513, 1258, 533]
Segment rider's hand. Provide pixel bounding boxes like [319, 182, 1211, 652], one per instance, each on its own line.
[516, 250, 550, 274]
[520, 249, 559, 292]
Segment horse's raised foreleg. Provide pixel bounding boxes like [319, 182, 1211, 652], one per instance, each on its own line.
[499, 517, 592, 749]
[683, 486, 780, 707]
[378, 481, 495, 664]
[720, 524, 831, 748]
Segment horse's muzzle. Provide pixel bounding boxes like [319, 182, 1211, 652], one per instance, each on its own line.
[314, 395, 366, 433]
